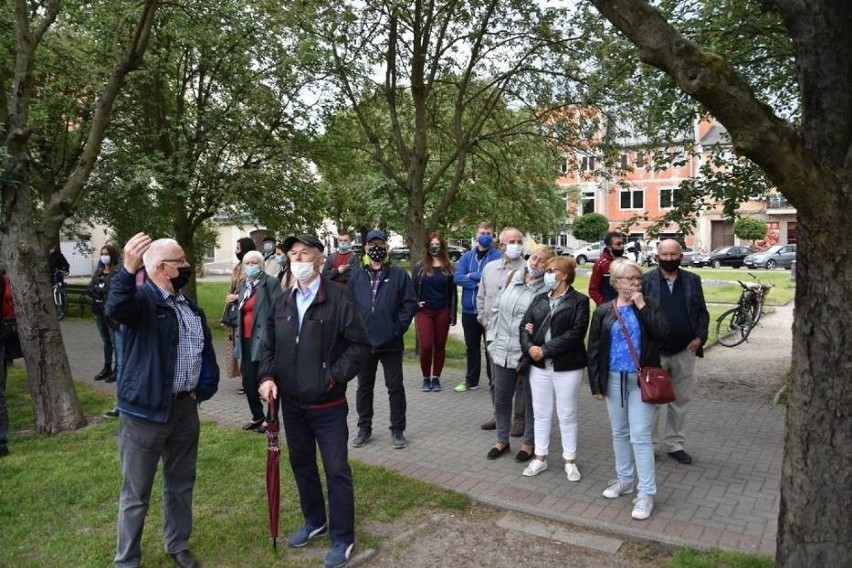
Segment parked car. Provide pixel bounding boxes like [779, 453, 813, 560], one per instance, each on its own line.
[681, 246, 697, 267]
[447, 245, 466, 261]
[743, 244, 797, 270]
[389, 246, 410, 261]
[570, 243, 602, 265]
[692, 245, 756, 268]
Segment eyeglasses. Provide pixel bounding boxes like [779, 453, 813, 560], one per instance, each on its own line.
[161, 258, 189, 267]
[617, 275, 642, 281]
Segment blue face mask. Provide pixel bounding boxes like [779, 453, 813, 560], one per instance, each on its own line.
[338, 243, 351, 252]
[543, 272, 558, 290]
[274, 254, 285, 266]
[244, 266, 261, 279]
[477, 234, 493, 248]
[263, 242, 274, 254]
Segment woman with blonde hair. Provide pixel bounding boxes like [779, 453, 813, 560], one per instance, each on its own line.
[486, 245, 554, 463]
[587, 258, 669, 521]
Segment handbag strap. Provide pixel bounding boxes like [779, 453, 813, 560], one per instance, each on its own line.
[612, 303, 641, 371]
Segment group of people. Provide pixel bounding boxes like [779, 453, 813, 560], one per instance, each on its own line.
[92, 224, 708, 568]
[454, 227, 709, 523]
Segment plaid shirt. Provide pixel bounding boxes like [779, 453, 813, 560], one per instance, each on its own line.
[153, 284, 205, 394]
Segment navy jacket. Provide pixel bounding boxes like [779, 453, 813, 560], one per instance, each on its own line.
[411, 260, 458, 325]
[106, 268, 219, 422]
[260, 278, 370, 407]
[642, 268, 709, 357]
[348, 264, 417, 352]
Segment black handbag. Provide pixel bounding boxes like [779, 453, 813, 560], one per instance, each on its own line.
[221, 301, 239, 328]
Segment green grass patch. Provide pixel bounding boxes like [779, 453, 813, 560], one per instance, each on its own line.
[0, 372, 469, 567]
[667, 546, 773, 568]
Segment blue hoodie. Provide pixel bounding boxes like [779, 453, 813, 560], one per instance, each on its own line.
[454, 246, 501, 314]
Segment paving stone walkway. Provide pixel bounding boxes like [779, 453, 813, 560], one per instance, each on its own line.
[62, 301, 792, 558]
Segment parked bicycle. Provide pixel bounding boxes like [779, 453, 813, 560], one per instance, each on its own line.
[52, 269, 69, 321]
[715, 274, 773, 347]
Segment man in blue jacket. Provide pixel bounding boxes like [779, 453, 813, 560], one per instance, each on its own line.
[106, 233, 219, 568]
[453, 222, 502, 392]
[348, 230, 417, 450]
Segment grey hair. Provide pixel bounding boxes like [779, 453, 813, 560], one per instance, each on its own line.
[609, 258, 643, 280]
[499, 226, 523, 244]
[242, 250, 264, 266]
[142, 238, 180, 273]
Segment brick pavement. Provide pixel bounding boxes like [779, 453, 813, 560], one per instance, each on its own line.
[62, 302, 791, 558]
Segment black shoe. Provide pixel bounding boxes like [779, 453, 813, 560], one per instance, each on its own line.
[514, 449, 534, 463]
[486, 444, 510, 460]
[103, 408, 119, 418]
[93, 367, 111, 381]
[668, 450, 693, 464]
[392, 430, 408, 449]
[103, 372, 116, 383]
[352, 428, 372, 448]
[242, 420, 264, 431]
[168, 549, 200, 568]
[480, 418, 496, 430]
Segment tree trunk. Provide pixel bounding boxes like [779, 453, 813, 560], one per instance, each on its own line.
[1, 170, 86, 433]
[777, 187, 852, 565]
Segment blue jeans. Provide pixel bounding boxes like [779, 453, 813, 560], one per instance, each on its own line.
[604, 371, 656, 497]
[114, 329, 124, 382]
[282, 399, 354, 547]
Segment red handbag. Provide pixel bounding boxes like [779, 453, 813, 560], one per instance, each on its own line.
[612, 305, 676, 404]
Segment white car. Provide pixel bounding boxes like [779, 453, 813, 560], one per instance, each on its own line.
[570, 243, 602, 265]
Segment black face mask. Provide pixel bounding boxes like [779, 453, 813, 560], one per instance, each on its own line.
[367, 246, 387, 262]
[235, 250, 245, 261]
[170, 266, 192, 292]
[658, 259, 681, 272]
[611, 248, 625, 257]
[429, 246, 441, 257]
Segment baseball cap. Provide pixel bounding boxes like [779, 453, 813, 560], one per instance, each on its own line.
[366, 229, 387, 243]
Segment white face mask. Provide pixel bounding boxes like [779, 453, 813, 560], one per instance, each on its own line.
[504, 243, 523, 260]
[543, 272, 558, 290]
[290, 261, 316, 282]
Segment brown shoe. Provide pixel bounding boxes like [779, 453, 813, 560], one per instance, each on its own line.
[480, 418, 496, 430]
[511, 422, 524, 437]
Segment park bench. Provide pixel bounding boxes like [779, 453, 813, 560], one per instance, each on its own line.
[63, 283, 92, 317]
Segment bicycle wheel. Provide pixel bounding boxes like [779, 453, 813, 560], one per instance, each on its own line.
[715, 307, 754, 347]
[54, 286, 68, 320]
[750, 295, 765, 325]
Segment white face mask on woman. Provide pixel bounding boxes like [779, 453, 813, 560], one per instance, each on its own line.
[290, 261, 316, 282]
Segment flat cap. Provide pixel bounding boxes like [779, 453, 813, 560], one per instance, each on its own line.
[283, 234, 324, 253]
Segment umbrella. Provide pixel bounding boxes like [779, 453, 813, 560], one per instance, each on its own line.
[265, 398, 281, 549]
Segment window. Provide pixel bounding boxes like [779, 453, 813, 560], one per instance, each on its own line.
[560, 158, 568, 174]
[635, 151, 645, 168]
[582, 190, 595, 215]
[580, 155, 596, 172]
[620, 189, 644, 210]
[620, 153, 628, 169]
[659, 188, 684, 209]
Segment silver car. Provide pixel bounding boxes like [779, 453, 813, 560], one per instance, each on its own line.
[743, 244, 797, 269]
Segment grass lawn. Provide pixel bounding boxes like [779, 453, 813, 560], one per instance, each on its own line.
[0, 368, 468, 567]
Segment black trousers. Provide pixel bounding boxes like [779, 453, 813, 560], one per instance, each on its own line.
[356, 350, 406, 432]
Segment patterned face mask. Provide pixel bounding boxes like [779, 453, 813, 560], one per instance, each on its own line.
[367, 245, 387, 262]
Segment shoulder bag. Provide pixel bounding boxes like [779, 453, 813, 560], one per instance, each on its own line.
[612, 304, 675, 404]
[221, 301, 239, 328]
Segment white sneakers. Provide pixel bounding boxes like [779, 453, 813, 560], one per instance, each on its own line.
[602, 479, 635, 499]
[631, 496, 654, 520]
[564, 463, 581, 482]
[523, 459, 548, 477]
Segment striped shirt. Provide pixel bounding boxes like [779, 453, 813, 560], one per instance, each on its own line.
[153, 284, 205, 394]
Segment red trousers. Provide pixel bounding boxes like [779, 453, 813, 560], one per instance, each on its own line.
[415, 307, 450, 378]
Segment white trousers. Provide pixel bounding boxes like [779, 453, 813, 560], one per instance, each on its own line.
[529, 366, 583, 460]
